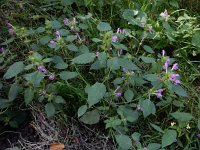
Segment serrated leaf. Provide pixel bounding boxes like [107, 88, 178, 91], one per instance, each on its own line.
[97, 22, 111, 31]
[124, 89, 134, 102]
[143, 45, 154, 53]
[162, 130, 177, 148]
[79, 45, 89, 53]
[72, 53, 96, 64]
[50, 20, 62, 29]
[171, 112, 193, 122]
[45, 103, 55, 118]
[4, 61, 24, 79]
[39, 36, 51, 45]
[59, 71, 78, 81]
[67, 44, 78, 51]
[141, 99, 156, 118]
[107, 57, 120, 70]
[87, 82, 106, 107]
[117, 106, 138, 122]
[119, 58, 140, 70]
[172, 85, 188, 97]
[24, 71, 44, 87]
[78, 105, 87, 117]
[24, 88, 34, 105]
[143, 74, 158, 82]
[80, 109, 100, 124]
[115, 134, 132, 150]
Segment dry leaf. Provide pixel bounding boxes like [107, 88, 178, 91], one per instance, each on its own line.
[50, 143, 65, 150]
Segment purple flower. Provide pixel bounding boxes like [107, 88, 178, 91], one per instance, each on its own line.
[96, 51, 100, 57]
[156, 89, 164, 98]
[117, 28, 122, 34]
[63, 18, 69, 25]
[171, 63, 178, 70]
[0, 47, 5, 52]
[162, 50, 166, 56]
[136, 106, 142, 112]
[72, 17, 76, 23]
[8, 28, 16, 36]
[71, 26, 75, 31]
[169, 73, 179, 81]
[197, 133, 200, 139]
[160, 9, 169, 19]
[115, 92, 122, 97]
[112, 35, 118, 42]
[55, 31, 60, 38]
[116, 86, 120, 91]
[38, 66, 48, 74]
[163, 57, 170, 71]
[50, 40, 56, 46]
[109, 48, 112, 51]
[49, 74, 55, 81]
[130, 71, 135, 75]
[174, 79, 180, 85]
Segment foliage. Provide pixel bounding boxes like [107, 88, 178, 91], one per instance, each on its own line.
[0, 0, 200, 149]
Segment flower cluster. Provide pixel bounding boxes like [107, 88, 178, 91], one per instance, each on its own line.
[38, 65, 55, 81]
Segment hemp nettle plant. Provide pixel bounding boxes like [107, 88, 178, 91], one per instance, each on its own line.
[1, 8, 198, 149]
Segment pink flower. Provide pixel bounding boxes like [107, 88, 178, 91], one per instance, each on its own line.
[55, 31, 60, 38]
[49, 74, 55, 81]
[156, 89, 164, 98]
[115, 92, 122, 97]
[171, 63, 178, 70]
[163, 57, 170, 71]
[96, 51, 100, 57]
[160, 9, 169, 19]
[112, 35, 118, 42]
[63, 18, 69, 25]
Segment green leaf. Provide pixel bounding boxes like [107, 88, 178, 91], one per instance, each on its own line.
[192, 31, 200, 48]
[55, 96, 65, 104]
[147, 143, 161, 150]
[50, 20, 62, 29]
[107, 57, 120, 70]
[36, 27, 45, 33]
[112, 43, 128, 50]
[143, 74, 158, 82]
[0, 37, 15, 45]
[162, 130, 177, 148]
[24, 88, 34, 105]
[78, 105, 87, 117]
[59, 71, 78, 81]
[117, 106, 138, 122]
[97, 22, 111, 31]
[87, 82, 106, 107]
[198, 119, 200, 130]
[4, 61, 24, 79]
[150, 123, 164, 133]
[141, 56, 155, 63]
[65, 35, 77, 42]
[171, 112, 193, 122]
[45, 103, 55, 118]
[24, 71, 44, 87]
[80, 109, 100, 124]
[0, 99, 11, 109]
[79, 45, 89, 53]
[8, 83, 20, 101]
[39, 36, 51, 45]
[67, 44, 78, 51]
[143, 45, 154, 53]
[119, 58, 140, 70]
[172, 85, 188, 97]
[61, 0, 76, 5]
[141, 99, 156, 118]
[54, 63, 68, 69]
[115, 134, 132, 150]
[72, 53, 96, 64]
[124, 89, 134, 102]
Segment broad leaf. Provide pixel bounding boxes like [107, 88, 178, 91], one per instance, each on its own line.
[72, 53, 96, 64]
[143, 45, 154, 53]
[124, 89, 134, 102]
[80, 109, 100, 124]
[172, 85, 188, 97]
[45, 103, 55, 118]
[141, 56, 155, 63]
[147, 143, 161, 150]
[171, 112, 193, 122]
[97, 22, 111, 31]
[78, 105, 87, 117]
[162, 130, 177, 148]
[59, 71, 78, 81]
[119, 58, 140, 70]
[107, 57, 120, 70]
[141, 99, 156, 118]
[87, 82, 106, 107]
[150, 123, 164, 133]
[8, 83, 20, 101]
[24, 88, 34, 105]
[4, 61, 24, 79]
[115, 134, 132, 150]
